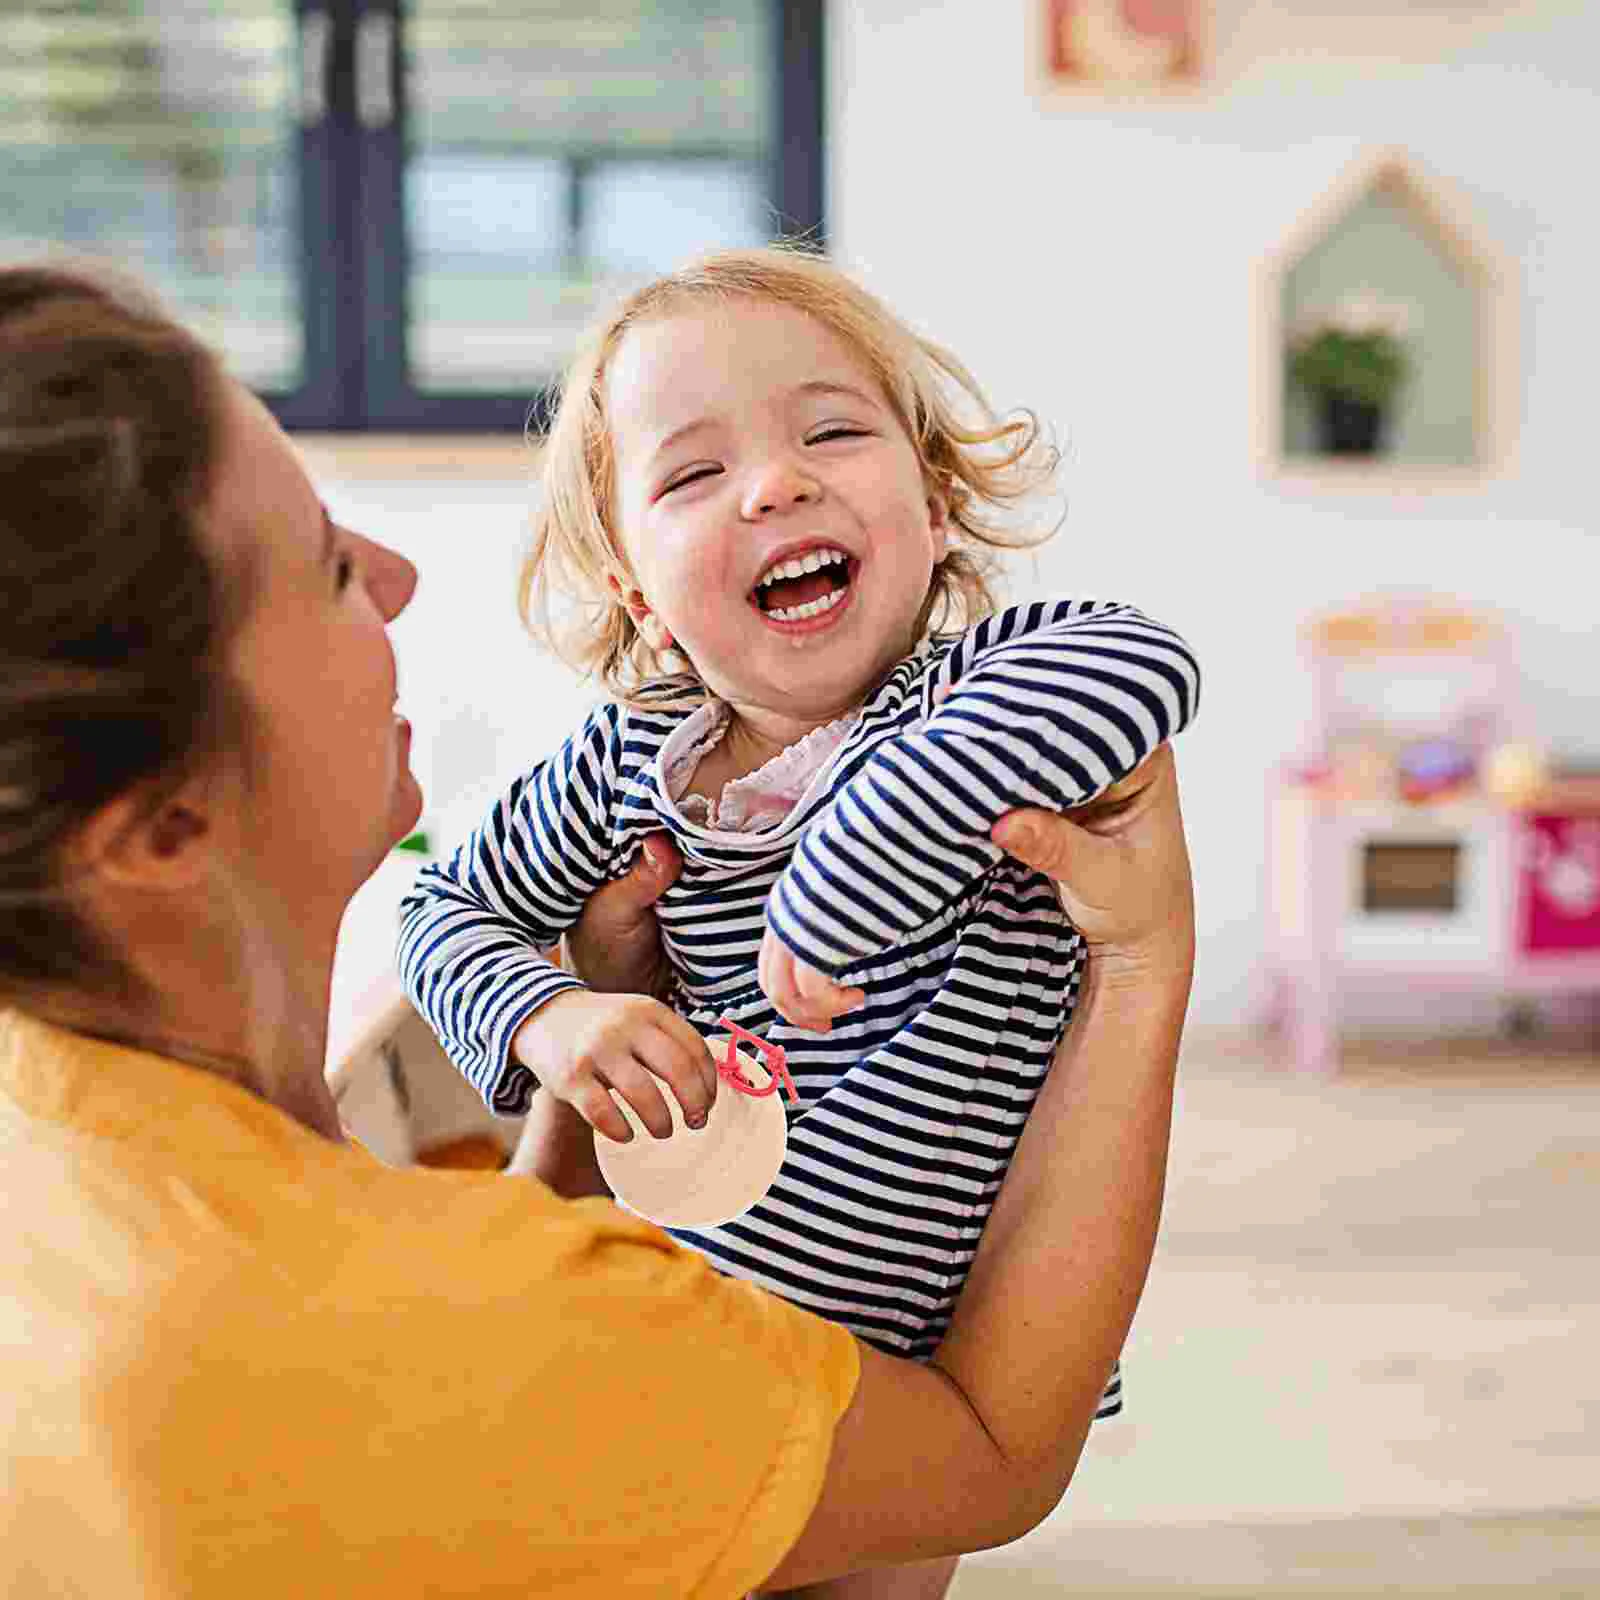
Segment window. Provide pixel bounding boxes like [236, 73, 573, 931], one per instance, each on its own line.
[0, 1, 824, 430]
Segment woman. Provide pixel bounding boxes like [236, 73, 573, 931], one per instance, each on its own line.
[0, 264, 1194, 1598]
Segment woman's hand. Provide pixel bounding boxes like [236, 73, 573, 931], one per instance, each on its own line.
[558, 832, 682, 997]
[991, 744, 1194, 987]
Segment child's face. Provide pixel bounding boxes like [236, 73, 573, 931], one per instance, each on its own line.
[604, 300, 949, 723]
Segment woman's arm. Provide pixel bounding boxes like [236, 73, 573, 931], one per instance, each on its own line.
[763, 746, 1193, 1584]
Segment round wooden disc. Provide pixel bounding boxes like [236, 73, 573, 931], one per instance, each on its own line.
[594, 1040, 788, 1229]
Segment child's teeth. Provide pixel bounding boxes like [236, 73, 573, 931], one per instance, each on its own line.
[756, 548, 848, 589]
[767, 586, 846, 623]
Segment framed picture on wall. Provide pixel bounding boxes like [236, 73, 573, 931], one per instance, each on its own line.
[1042, 0, 1207, 90]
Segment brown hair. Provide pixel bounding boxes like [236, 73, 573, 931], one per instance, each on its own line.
[520, 244, 1061, 705]
[0, 263, 243, 1009]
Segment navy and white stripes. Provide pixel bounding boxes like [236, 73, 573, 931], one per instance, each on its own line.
[769, 600, 1199, 973]
[399, 598, 1198, 1396]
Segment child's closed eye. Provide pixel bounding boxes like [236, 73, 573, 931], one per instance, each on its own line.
[805, 424, 869, 445]
[658, 464, 723, 497]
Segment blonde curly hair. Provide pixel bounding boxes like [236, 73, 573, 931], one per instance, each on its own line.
[520, 244, 1061, 706]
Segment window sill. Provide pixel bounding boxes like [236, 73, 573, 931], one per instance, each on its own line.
[291, 433, 538, 482]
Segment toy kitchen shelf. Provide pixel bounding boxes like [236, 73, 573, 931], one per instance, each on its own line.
[1261, 597, 1600, 1073]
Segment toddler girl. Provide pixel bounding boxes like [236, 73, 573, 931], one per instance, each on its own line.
[399, 246, 1198, 1597]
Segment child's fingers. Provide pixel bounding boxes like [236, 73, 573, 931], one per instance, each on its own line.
[759, 932, 863, 1033]
[572, 1076, 639, 1146]
[794, 960, 865, 1019]
[595, 1057, 677, 1141]
[635, 1023, 716, 1129]
[763, 956, 820, 1033]
[757, 929, 781, 1000]
[650, 1008, 721, 1111]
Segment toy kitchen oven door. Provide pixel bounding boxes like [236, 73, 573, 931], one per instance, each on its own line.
[1350, 807, 1512, 970]
[1335, 804, 1600, 970]
[1266, 782, 1600, 1074]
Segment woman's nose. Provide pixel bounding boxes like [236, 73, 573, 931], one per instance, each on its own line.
[358, 534, 418, 622]
[740, 455, 819, 520]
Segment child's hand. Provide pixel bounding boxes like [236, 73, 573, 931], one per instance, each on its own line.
[510, 991, 717, 1145]
[758, 927, 866, 1034]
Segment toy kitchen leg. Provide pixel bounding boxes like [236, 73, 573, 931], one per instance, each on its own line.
[1289, 794, 1341, 1075]
[1266, 767, 1341, 1076]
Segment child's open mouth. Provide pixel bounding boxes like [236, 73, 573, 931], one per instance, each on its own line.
[750, 546, 856, 626]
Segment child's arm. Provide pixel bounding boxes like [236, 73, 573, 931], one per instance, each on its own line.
[763, 600, 1199, 1011]
[397, 703, 714, 1136]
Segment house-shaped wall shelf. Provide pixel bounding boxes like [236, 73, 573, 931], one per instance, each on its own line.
[1253, 147, 1515, 488]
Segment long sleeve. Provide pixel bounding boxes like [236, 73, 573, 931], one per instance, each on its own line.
[396, 702, 626, 1112]
[765, 600, 1200, 975]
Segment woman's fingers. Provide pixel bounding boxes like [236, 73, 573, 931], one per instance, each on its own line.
[991, 745, 1193, 960]
[564, 831, 682, 998]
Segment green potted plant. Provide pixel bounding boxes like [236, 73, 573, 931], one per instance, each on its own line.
[1287, 294, 1415, 456]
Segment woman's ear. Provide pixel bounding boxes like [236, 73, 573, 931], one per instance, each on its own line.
[71, 781, 214, 894]
[606, 573, 675, 652]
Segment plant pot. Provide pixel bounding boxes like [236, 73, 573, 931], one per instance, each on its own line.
[1315, 392, 1387, 456]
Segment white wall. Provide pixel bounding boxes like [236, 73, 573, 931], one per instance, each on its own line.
[826, 0, 1599, 1023]
[313, 0, 1599, 1032]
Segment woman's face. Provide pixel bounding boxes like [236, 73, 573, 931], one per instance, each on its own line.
[207, 379, 422, 914]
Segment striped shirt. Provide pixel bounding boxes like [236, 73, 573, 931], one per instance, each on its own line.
[399, 597, 1199, 1402]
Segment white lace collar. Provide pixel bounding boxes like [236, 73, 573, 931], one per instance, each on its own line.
[660, 701, 862, 834]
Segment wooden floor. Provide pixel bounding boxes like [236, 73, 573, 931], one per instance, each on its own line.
[952, 1027, 1600, 1596]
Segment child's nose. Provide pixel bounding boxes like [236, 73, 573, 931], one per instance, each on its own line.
[740, 456, 820, 520]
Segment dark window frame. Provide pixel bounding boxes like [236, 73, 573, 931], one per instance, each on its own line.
[269, 0, 825, 433]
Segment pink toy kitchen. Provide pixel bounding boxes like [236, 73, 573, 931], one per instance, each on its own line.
[1263, 594, 1600, 1073]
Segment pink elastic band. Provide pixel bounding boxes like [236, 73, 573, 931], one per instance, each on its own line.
[715, 1016, 799, 1105]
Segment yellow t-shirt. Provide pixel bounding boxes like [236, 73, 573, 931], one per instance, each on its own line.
[0, 1009, 859, 1598]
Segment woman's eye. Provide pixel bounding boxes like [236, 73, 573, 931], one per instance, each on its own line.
[661, 465, 721, 496]
[334, 551, 355, 593]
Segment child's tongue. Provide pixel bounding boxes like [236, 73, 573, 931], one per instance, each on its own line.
[760, 571, 837, 612]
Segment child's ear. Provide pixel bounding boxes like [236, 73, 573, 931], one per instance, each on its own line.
[926, 486, 951, 563]
[606, 573, 675, 652]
